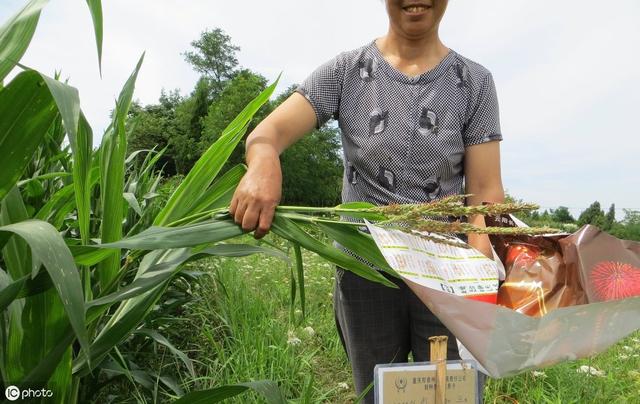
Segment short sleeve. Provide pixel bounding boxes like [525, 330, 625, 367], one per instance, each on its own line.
[296, 54, 345, 127]
[463, 73, 503, 147]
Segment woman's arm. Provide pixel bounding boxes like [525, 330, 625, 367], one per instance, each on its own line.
[464, 140, 505, 258]
[229, 92, 317, 238]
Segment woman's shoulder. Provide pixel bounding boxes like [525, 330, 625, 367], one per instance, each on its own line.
[449, 51, 494, 85]
[331, 41, 376, 65]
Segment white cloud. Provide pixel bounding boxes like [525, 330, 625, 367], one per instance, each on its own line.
[1, 0, 638, 217]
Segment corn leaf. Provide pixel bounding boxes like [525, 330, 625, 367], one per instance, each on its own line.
[68, 245, 115, 266]
[1, 187, 33, 279]
[188, 164, 247, 215]
[19, 326, 75, 388]
[0, 220, 89, 360]
[0, 0, 48, 82]
[293, 243, 306, 321]
[315, 222, 399, 278]
[194, 243, 289, 261]
[0, 70, 58, 202]
[174, 380, 286, 404]
[98, 54, 144, 288]
[154, 77, 279, 226]
[133, 328, 195, 378]
[101, 219, 244, 250]
[84, 0, 103, 74]
[270, 216, 396, 288]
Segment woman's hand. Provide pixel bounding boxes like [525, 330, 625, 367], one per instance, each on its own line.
[229, 150, 282, 239]
[228, 92, 318, 238]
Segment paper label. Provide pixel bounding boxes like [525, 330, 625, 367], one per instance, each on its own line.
[375, 362, 478, 404]
[365, 221, 499, 303]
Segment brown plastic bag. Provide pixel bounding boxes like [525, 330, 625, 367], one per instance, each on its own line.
[487, 215, 587, 316]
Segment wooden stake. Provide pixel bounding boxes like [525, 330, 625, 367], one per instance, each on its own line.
[429, 336, 448, 404]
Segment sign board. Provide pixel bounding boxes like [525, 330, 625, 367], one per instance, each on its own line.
[374, 360, 479, 404]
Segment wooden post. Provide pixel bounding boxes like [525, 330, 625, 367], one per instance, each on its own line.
[429, 336, 448, 404]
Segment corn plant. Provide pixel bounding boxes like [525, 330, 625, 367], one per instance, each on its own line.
[0, 1, 553, 403]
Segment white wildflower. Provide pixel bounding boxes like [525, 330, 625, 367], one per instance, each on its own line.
[303, 326, 316, 338]
[328, 292, 334, 299]
[619, 354, 630, 360]
[337, 382, 349, 390]
[531, 371, 546, 378]
[577, 365, 606, 377]
[287, 331, 301, 346]
[631, 337, 639, 344]
[622, 345, 633, 352]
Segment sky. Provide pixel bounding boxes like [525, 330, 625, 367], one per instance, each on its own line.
[2, 0, 639, 219]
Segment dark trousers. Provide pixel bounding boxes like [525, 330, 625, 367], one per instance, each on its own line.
[333, 266, 460, 404]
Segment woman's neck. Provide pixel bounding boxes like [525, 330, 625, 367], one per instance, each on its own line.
[376, 28, 449, 75]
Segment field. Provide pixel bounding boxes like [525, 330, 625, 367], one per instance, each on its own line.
[149, 235, 640, 403]
[2, 2, 640, 403]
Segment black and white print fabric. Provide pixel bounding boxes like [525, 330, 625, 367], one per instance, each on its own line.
[297, 40, 502, 210]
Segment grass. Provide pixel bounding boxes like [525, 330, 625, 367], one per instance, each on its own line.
[173, 234, 640, 404]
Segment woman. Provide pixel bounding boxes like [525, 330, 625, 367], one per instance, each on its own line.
[230, 0, 504, 401]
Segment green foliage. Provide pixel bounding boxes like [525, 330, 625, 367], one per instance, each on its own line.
[84, 0, 103, 74]
[552, 206, 574, 223]
[201, 69, 270, 170]
[578, 201, 607, 229]
[127, 90, 182, 175]
[273, 85, 343, 206]
[182, 28, 240, 96]
[609, 209, 640, 241]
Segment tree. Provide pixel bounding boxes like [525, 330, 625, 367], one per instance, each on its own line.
[183, 28, 240, 97]
[609, 209, 640, 241]
[127, 89, 183, 175]
[170, 78, 214, 173]
[551, 206, 574, 223]
[201, 69, 271, 170]
[280, 126, 343, 206]
[605, 203, 616, 230]
[577, 201, 606, 228]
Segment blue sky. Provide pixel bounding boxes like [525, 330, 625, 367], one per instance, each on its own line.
[2, 0, 639, 219]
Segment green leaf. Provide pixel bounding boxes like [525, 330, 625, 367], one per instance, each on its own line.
[293, 243, 306, 321]
[1, 186, 34, 278]
[37, 73, 94, 246]
[0, 220, 89, 360]
[270, 215, 396, 288]
[0, 274, 26, 312]
[69, 245, 116, 266]
[336, 202, 376, 209]
[154, 77, 280, 226]
[74, 249, 190, 374]
[134, 328, 195, 378]
[0, 0, 48, 82]
[86, 249, 191, 308]
[20, 326, 75, 389]
[123, 192, 143, 216]
[174, 380, 286, 404]
[0, 70, 57, 202]
[316, 222, 399, 278]
[98, 53, 144, 289]
[0, 271, 53, 310]
[194, 243, 289, 261]
[85, 0, 103, 75]
[188, 164, 247, 215]
[101, 219, 244, 250]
